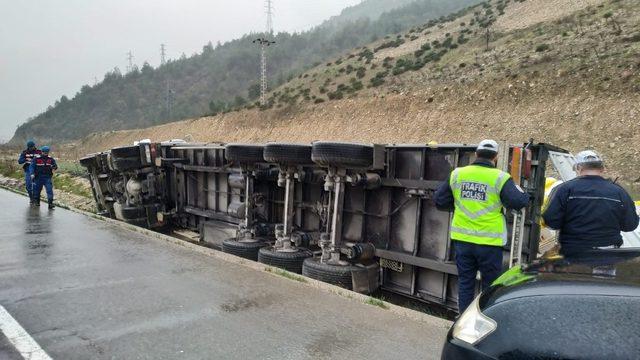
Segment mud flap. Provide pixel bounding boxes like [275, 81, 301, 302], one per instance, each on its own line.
[351, 262, 380, 294]
[201, 220, 238, 248]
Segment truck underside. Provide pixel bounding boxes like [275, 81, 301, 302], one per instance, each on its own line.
[80, 140, 568, 312]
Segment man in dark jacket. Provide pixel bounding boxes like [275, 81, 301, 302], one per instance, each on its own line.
[542, 150, 639, 256]
[434, 140, 529, 312]
[29, 146, 58, 209]
[18, 139, 41, 203]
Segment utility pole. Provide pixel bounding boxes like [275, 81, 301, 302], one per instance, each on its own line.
[252, 38, 275, 106]
[252, 0, 275, 106]
[160, 44, 166, 65]
[126, 51, 134, 72]
[266, 0, 274, 34]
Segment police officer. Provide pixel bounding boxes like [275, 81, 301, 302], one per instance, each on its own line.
[18, 140, 41, 203]
[29, 146, 58, 209]
[542, 150, 639, 256]
[435, 140, 529, 312]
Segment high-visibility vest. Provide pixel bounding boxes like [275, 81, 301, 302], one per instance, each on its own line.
[449, 164, 511, 247]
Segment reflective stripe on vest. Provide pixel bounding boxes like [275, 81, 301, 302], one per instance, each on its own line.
[34, 157, 54, 177]
[449, 165, 510, 247]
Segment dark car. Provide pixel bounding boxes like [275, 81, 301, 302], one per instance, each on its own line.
[441, 249, 640, 360]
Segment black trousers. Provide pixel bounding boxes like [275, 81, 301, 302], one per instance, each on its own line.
[453, 241, 503, 312]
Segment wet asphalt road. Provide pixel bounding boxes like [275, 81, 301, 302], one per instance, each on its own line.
[0, 189, 450, 359]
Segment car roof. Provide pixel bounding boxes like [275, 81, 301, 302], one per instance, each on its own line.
[527, 249, 640, 286]
[482, 249, 640, 308]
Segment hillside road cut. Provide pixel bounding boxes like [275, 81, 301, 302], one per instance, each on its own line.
[0, 189, 450, 360]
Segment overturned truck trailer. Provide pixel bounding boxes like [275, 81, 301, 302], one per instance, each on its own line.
[80, 141, 566, 311]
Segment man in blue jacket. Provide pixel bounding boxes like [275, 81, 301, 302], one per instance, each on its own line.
[18, 140, 41, 203]
[29, 146, 58, 209]
[543, 150, 639, 256]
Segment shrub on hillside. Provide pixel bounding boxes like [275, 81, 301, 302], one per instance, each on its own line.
[369, 70, 388, 87]
[535, 43, 550, 52]
[327, 90, 344, 100]
[370, 77, 385, 87]
[374, 38, 405, 52]
[358, 48, 374, 62]
[350, 79, 364, 91]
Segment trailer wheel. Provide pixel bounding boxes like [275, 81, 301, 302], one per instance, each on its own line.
[110, 145, 141, 159]
[311, 142, 373, 168]
[225, 144, 265, 164]
[263, 143, 313, 165]
[302, 257, 367, 290]
[258, 247, 313, 274]
[222, 238, 268, 261]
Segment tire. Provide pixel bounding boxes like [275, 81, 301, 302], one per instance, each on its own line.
[222, 238, 268, 261]
[311, 142, 373, 169]
[111, 156, 143, 171]
[258, 246, 313, 274]
[263, 143, 313, 165]
[225, 144, 265, 164]
[111, 145, 141, 159]
[79, 154, 99, 169]
[120, 205, 146, 219]
[302, 257, 367, 290]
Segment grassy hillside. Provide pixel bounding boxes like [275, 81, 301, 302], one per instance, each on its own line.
[61, 0, 640, 196]
[11, 0, 479, 144]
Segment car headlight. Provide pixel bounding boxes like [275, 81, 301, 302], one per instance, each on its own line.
[452, 295, 497, 345]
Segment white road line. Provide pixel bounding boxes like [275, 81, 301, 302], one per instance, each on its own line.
[0, 305, 52, 360]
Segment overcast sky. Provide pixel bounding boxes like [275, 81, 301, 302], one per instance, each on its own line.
[0, 0, 361, 142]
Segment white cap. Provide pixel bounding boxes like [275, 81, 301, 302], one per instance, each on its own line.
[476, 139, 499, 153]
[575, 150, 603, 165]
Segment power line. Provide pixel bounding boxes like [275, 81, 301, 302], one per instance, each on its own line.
[160, 44, 166, 65]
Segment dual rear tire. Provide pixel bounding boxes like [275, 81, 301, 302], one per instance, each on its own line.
[221, 238, 268, 261]
[311, 142, 373, 169]
[302, 257, 370, 290]
[263, 143, 313, 165]
[225, 144, 266, 164]
[258, 246, 313, 274]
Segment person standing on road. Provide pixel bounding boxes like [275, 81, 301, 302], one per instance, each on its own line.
[18, 139, 41, 204]
[542, 150, 639, 256]
[29, 146, 58, 209]
[434, 140, 529, 312]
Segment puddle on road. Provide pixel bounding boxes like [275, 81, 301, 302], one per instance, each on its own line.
[23, 206, 54, 256]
